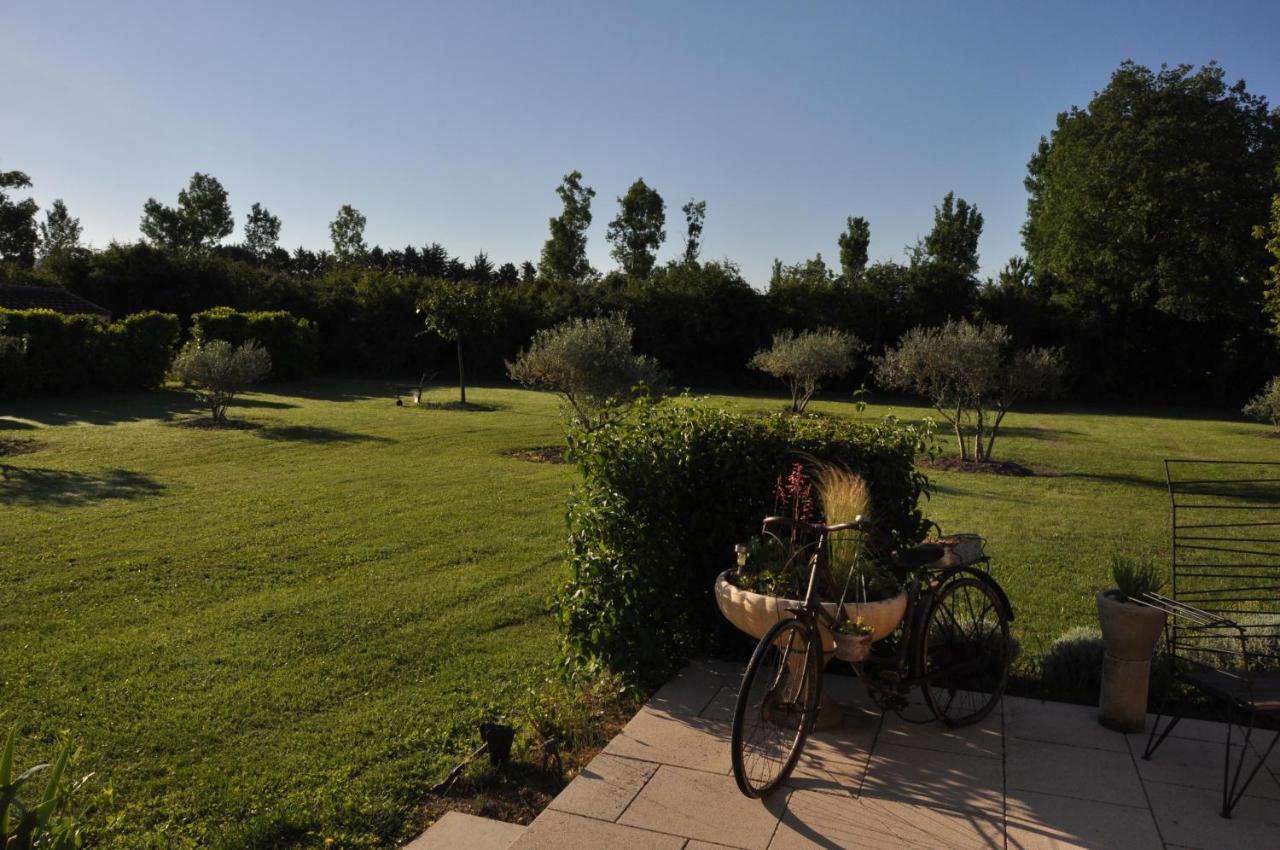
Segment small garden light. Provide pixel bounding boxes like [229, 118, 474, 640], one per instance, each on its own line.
[735, 544, 748, 569]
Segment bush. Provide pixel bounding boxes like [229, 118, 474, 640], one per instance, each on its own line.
[191, 306, 317, 381]
[102, 311, 181, 389]
[1243, 376, 1280, 431]
[507, 313, 667, 430]
[557, 398, 933, 686]
[170, 339, 272, 422]
[1039, 626, 1105, 704]
[749, 328, 862, 413]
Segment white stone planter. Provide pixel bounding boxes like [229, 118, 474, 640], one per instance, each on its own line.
[714, 570, 908, 655]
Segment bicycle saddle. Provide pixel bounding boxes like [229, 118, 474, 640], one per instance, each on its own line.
[891, 543, 944, 571]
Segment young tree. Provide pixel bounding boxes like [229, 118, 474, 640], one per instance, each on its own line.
[170, 339, 272, 423]
[36, 199, 81, 262]
[329, 204, 367, 264]
[681, 198, 706, 264]
[243, 202, 281, 260]
[607, 178, 666, 277]
[923, 192, 983, 277]
[0, 167, 39, 268]
[539, 170, 595, 282]
[837, 215, 871, 280]
[417, 281, 501, 405]
[1260, 166, 1280, 334]
[507, 313, 667, 430]
[876, 319, 1065, 462]
[141, 172, 234, 252]
[1243, 376, 1280, 432]
[749, 328, 862, 413]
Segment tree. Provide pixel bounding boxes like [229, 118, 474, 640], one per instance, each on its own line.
[0, 167, 39, 268]
[681, 198, 706, 264]
[1243, 376, 1280, 432]
[749, 328, 862, 413]
[606, 178, 666, 278]
[329, 204, 367, 264]
[36, 199, 81, 262]
[243, 202, 281, 261]
[1260, 166, 1280, 333]
[837, 216, 871, 280]
[417, 281, 501, 405]
[507, 313, 667, 430]
[169, 338, 272, 423]
[876, 319, 1065, 462]
[539, 170, 595, 281]
[923, 192, 983, 277]
[140, 172, 234, 253]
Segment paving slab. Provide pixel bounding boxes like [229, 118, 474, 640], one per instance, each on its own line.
[860, 741, 1003, 815]
[769, 787, 1004, 849]
[510, 809, 685, 850]
[547, 753, 658, 821]
[405, 811, 524, 850]
[875, 699, 1002, 760]
[618, 764, 786, 850]
[699, 684, 737, 722]
[603, 706, 733, 774]
[1144, 779, 1280, 849]
[1005, 789, 1161, 849]
[646, 661, 734, 721]
[1006, 736, 1147, 808]
[1004, 695, 1130, 752]
[1132, 734, 1280, 800]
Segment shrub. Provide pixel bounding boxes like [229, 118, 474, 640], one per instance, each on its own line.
[1040, 626, 1105, 704]
[1243, 376, 1280, 431]
[170, 339, 272, 422]
[557, 398, 933, 686]
[506, 313, 667, 430]
[749, 328, 862, 413]
[1111, 553, 1163, 602]
[102, 311, 181, 389]
[191, 306, 317, 381]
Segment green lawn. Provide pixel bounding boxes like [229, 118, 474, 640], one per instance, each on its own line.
[1, 380, 1276, 847]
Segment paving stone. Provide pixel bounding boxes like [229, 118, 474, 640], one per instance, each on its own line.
[768, 788, 1003, 849]
[548, 753, 658, 821]
[1004, 695, 1130, 752]
[1004, 789, 1161, 849]
[779, 706, 880, 796]
[405, 811, 524, 850]
[1144, 712, 1246, 744]
[604, 706, 733, 774]
[1133, 734, 1280, 800]
[700, 684, 738, 722]
[686, 842, 749, 850]
[1006, 737, 1147, 808]
[510, 809, 685, 850]
[618, 764, 786, 850]
[647, 663, 734, 721]
[875, 698, 1002, 760]
[860, 741, 1003, 815]
[1144, 779, 1280, 849]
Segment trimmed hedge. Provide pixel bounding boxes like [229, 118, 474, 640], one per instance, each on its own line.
[0, 308, 180, 397]
[557, 398, 933, 686]
[191, 306, 318, 380]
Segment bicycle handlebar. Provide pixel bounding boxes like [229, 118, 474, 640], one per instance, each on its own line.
[760, 516, 872, 535]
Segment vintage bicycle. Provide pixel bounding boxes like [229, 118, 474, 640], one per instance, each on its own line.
[730, 516, 1014, 797]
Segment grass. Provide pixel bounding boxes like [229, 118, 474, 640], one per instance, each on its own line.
[2, 379, 1277, 846]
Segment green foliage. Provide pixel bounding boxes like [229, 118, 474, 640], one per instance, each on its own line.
[1039, 626, 1104, 704]
[1111, 554, 1164, 602]
[680, 199, 706, 264]
[922, 191, 983, 278]
[140, 173, 234, 253]
[837, 216, 870, 280]
[506, 313, 667, 430]
[37, 200, 82, 264]
[418, 280, 504, 404]
[191, 307, 317, 381]
[540, 171, 596, 282]
[170, 339, 272, 422]
[557, 398, 932, 686]
[749, 328, 863, 413]
[606, 178, 666, 278]
[242, 203, 281, 261]
[329, 204, 367, 265]
[1243, 376, 1280, 431]
[1, 727, 97, 850]
[102, 311, 182, 390]
[1260, 168, 1280, 335]
[0, 167, 39, 268]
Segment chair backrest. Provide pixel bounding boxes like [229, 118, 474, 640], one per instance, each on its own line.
[1166, 459, 1280, 665]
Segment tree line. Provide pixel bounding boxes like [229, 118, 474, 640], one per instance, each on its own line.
[2, 59, 1279, 405]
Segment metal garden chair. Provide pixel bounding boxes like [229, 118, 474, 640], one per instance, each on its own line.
[1138, 459, 1280, 817]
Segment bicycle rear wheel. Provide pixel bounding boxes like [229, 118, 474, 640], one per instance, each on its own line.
[731, 617, 821, 797]
[916, 576, 1011, 727]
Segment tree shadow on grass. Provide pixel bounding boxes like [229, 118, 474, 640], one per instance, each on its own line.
[0, 466, 164, 507]
[256, 425, 394, 444]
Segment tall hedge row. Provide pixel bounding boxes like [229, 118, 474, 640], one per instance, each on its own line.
[0, 309, 181, 397]
[191, 306, 319, 380]
[556, 399, 934, 686]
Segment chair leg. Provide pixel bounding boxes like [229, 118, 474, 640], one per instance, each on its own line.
[1221, 710, 1280, 818]
[1143, 684, 1181, 760]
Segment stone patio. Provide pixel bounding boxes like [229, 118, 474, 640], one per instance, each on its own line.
[411, 659, 1280, 849]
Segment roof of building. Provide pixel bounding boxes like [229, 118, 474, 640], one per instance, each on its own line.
[0, 284, 111, 318]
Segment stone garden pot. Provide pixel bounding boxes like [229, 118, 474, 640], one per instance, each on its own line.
[1096, 589, 1167, 733]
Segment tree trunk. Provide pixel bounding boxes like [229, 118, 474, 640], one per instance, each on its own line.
[985, 407, 1009, 461]
[974, 408, 986, 462]
[457, 337, 466, 405]
[954, 409, 968, 461]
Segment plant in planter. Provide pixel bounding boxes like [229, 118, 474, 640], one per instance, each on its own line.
[1096, 554, 1167, 732]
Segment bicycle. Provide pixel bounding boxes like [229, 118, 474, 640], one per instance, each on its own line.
[730, 516, 1014, 798]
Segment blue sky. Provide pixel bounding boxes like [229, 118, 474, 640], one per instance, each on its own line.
[4, 1, 1278, 286]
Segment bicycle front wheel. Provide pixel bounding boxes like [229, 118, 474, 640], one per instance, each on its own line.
[916, 576, 1011, 727]
[731, 617, 821, 797]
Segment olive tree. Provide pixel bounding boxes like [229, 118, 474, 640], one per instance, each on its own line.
[506, 314, 666, 430]
[1243, 377, 1280, 432]
[170, 339, 272, 423]
[876, 319, 1065, 462]
[749, 328, 862, 413]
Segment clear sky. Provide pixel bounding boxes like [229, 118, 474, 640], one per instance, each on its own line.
[4, 1, 1278, 286]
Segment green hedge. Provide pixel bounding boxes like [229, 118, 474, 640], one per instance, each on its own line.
[0, 308, 180, 397]
[191, 306, 318, 380]
[557, 399, 933, 686]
